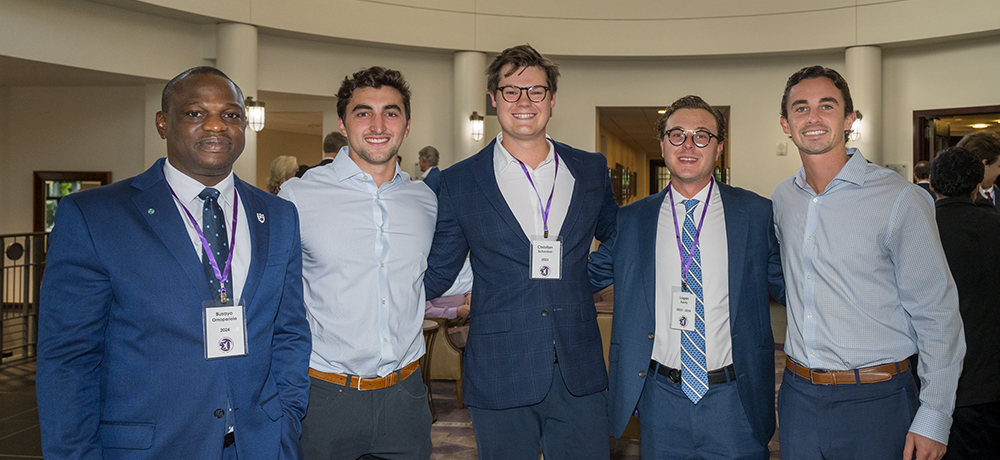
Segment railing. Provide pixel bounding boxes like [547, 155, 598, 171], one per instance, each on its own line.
[1, 232, 47, 367]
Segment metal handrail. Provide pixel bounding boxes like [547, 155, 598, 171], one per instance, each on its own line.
[1, 232, 48, 367]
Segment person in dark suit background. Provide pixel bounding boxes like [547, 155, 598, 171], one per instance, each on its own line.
[590, 95, 784, 459]
[418, 145, 442, 193]
[36, 67, 311, 460]
[914, 160, 937, 200]
[957, 131, 1000, 212]
[930, 146, 1000, 459]
[424, 44, 618, 460]
[296, 131, 347, 178]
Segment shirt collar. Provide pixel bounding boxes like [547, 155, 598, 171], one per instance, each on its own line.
[163, 158, 236, 209]
[793, 147, 867, 194]
[421, 166, 437, 178]
[670, 179, 715, 208]
[492, 132, 556, 175]
[332, 148, 407, 185]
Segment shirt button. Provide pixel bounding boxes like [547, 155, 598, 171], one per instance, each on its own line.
[810, 351, 816, 356]
[638, 371, 646, 378]
[214, 409, 224, 419]
[806, 275, 812, 280]
[647, 333, 654, 340]
[381, 300, 386, 305]
[381, 263, 384, 268]
[807, 314, 813, 319]
[541, 310, 549, 317]
[813, 198, 818, 203]
[807, 236, 812, 241]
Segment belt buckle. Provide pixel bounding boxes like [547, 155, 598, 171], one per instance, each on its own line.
[809, 367, 830, 384]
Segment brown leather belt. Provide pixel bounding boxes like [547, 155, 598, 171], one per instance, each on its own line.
[308, 361, 419, 391]
[785, 356, 909, 385]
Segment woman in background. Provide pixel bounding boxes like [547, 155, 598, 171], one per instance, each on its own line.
[267, 155, 298, 194]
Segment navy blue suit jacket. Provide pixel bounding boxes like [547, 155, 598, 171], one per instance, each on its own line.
[425, 139, 618, 410]
[589, 182, 783, 445]
[422, 167, 441, 194]
[37, 159, 311, 459]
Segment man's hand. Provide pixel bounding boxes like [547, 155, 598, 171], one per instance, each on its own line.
[903, 432, 946, 460]
[457, 303, 471, 318]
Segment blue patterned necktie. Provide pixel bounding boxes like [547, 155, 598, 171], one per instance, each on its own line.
[680, 198, 708, 404]
[199, 187, 233, 303]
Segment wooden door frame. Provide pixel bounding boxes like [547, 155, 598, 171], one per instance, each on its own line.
[913, 105, 1000, 163]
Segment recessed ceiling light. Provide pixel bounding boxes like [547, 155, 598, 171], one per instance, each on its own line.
[972, 123, 990, 129]
[657, 110, 666, 114]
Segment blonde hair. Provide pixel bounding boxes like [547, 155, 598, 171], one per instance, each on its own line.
[267, 155, 298, 194]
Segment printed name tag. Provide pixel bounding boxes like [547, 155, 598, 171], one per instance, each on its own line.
[530, 235, 563, 280]
[670, 290, 696, 331]
[203, 299, 248, 359]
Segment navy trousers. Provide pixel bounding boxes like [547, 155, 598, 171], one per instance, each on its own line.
[777, 367, 919, 460]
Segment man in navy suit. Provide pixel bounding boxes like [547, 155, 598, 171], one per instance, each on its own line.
[590, 95, 784, 459]
[956, 131, 1000, 212]
[36, 67, 311, 459]
[425, 44, 618, 459]
[418, 145, 442, 193]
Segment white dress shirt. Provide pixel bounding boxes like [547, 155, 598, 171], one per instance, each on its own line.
[980, 185, 995, 203]
[421, 166, 437, 179]
[279, 153, 438, 377]
[493, 133, 576, 239]
[163, 159, 250, 302]
[652, 180, 732, 370]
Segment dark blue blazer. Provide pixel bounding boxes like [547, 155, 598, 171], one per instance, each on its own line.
[422, 166, 441, 194]
[37, 158, 311, 459]
[425, 139, 618, 410]
[589, 182, 784, 445]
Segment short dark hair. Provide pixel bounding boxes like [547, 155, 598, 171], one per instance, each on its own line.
[161, 66, 242, 112]
[486, 44, 560, 95]
[913, 160, 932, 180]
[781, 66, 854, 142]
[323, 132, 348, 154]
[418, 146, 439, 166]
[336, 66, 411, 121]
[956, 131, 1000, 165]
[931, 147, 984, 198]
[655, 95, 727, 143]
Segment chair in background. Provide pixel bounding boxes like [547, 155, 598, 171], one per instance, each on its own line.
[426, 317, 466, 409]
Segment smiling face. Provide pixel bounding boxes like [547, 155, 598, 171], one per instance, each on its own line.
[661, 108, 723, 196]
[156, 73, 246, 186]
[338, 86, 411, 170]
[491, 64, 555, 144]
[780, 77, 856, 157]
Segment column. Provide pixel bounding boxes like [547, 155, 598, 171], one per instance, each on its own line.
[845, 46, 882, 165]
[453, 51, 487, 167]
[216, 23, 259, 186]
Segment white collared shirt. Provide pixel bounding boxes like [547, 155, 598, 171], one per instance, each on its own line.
[421, 166, 437, 179]
[652, 180, 732, 370]
[980, 185, 995, 202]
[492, 132, 575, 239]
[163, 159, 251, 302]
[279, 153, 438, 377]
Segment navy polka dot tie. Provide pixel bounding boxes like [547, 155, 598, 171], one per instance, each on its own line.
[199, 187, 232, 302]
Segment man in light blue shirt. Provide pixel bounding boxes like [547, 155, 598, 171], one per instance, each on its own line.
[772, 65, 964, 460]
[279, 66, 436, 460]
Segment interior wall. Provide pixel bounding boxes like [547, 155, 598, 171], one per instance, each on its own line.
[598, 126, 646, 205]
[0, 86, 146, 234]
[256, 129, 322, 187]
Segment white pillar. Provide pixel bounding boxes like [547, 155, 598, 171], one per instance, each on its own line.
[845, 46, 882, 165]
[144, 83, 167, 169]
[453, 51, 487, 167]
[216, 23, 259, 186]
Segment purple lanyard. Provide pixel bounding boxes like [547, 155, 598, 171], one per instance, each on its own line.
[667, 179, 713, 289]
[516, 142, 559, 238]
[166, 182, 239, 303]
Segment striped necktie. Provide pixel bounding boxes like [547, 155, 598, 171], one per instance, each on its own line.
[680, 198, 708, 404]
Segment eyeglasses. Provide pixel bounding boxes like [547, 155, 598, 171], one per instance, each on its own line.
[497, 86, 550, 103]
[664, 128, 719, 148]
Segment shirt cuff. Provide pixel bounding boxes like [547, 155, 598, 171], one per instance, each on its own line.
[909, 405, 953, 445]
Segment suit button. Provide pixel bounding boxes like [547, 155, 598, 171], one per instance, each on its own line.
[647, 333, 654, 340]
[541, 310, 549, 317]
[638, 371, 646, 378]
[214, 409, 225, 419]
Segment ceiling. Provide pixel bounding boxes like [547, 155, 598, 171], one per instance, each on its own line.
[938, 113, 1000, 137]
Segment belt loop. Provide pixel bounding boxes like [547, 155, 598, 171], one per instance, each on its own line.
[853, 369, 861, 385]
[895, 361, 901, 374]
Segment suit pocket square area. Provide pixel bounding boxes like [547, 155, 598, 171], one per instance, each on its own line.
[260, 391, 283, 421]
[99, 421, 155, 450]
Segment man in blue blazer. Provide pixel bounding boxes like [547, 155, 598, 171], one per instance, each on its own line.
[418, 145, 442, 193]
[590, 96, 783, 459]
[36, 67, 311, 459]
[425, 45, 618, 459]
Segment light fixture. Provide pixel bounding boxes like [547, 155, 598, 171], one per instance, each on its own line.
[657, 109, 666, 114]
[470, 111, 484, 142]
[972, 123, 990, 129]
[849, 110, 863, 141]
[245, 96, 265, 132]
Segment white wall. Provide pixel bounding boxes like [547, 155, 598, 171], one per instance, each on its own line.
[0, 86, 146, 234]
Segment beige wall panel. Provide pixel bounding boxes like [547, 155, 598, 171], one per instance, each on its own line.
[0, 0, 206, 80]
[858, 0, 1000, 45]
[256, 130, 322, 188]
[474, 0, 857, 20]
[0, 86, 146, 234]
[352, 0, 474, 12]
[136, 0, 252, 22]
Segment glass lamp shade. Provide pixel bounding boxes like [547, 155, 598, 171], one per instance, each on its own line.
[245, 97, 265, 132]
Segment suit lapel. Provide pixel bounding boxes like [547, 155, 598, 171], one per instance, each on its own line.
[555, 144, 584, 238]
[237, 178, 268, 306]
[131, 159, 213, 300]
[641, 190, 667, 320]
[719, 183, 748, 323]
[471, 141, 532, 246]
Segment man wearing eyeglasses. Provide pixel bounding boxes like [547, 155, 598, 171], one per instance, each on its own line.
[589, 95, 784, 459]
[424, 44, 618, 459]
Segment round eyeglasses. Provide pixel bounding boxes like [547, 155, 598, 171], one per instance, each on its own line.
[497, 86, 550, 103]
[664, 128, 719, 148]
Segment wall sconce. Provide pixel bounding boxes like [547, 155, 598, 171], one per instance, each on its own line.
[245, 96, 266, 132]
[849, 110, 863, 141]
[470, 111, 484, 142]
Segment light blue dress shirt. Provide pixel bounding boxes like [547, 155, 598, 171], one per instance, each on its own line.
[772, 149, 965, 444]
[279, 151, 438, 378]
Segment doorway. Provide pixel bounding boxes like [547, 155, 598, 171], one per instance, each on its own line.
[913, 105, 1000, 163]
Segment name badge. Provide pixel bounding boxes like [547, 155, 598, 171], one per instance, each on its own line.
[203, 299, 248, 359]
[670, 289, 696, 331]
[530, 235, 563, 280]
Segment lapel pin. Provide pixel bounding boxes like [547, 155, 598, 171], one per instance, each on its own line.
[257, 213, 265, 223]
[148, 208, 155, 215]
